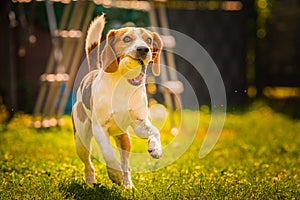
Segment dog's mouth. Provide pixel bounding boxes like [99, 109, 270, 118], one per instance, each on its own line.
[127, 59, 146, 86]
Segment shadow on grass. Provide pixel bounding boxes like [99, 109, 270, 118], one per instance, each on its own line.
[226, 98, 300, 119]
[266, 97, 300, 119]
[61, 182, 129, 200]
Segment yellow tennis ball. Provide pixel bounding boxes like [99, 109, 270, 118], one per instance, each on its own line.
[119, 56, 142, 79]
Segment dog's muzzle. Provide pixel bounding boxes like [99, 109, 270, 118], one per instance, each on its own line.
[127, 60, 146, 86]
[136, 46, 150, 60]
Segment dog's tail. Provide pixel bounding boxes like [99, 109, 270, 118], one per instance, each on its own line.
[85, 14, 105, 71]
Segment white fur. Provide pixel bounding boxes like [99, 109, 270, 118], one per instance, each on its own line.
[85, 15, 105, 70]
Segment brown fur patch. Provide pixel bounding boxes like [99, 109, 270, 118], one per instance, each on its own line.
[71, 111, 76, 138]
[90, 96, 93, 111]
[87, 42, 98, 55]
[80, 70, 98, 110]
[120, 134, 131, 152]
[77, 102, 87, 123]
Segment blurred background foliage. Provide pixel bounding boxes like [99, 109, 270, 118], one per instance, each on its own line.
[0, 0, 300, 120]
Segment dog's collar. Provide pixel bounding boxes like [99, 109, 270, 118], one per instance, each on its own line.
[127, 61, 146, 86]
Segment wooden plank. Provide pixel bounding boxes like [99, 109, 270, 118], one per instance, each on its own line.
[57, 1, 95, 117]
[148, 2, 174, 114]
[43, 1, 86, 117]
[33, 3, 72, 117]
[158, 4, 182, 110]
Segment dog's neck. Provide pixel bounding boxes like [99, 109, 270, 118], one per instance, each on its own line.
[99, 70, 146, 94]
[95, 69, 148, 117]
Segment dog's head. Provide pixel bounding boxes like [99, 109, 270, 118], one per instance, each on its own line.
[101, 27, 163, 76]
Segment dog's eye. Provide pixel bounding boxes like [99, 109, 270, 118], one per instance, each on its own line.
[123, 36, 132, 43]
[146, 38, 152, 44]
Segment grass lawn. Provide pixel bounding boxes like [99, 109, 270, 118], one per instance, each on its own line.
[0, 102, 299, 199]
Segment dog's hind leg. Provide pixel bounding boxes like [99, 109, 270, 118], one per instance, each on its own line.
[75, 127, 95, 185]
[114, 133, 133, 189]
[73, 104, 95, 185]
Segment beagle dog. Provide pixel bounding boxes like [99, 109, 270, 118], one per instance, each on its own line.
[72, 15, 163, 188]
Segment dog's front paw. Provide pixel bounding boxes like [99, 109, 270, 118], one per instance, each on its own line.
[148, 136, 162, 159]
[148, 147, 162, 159]
[123, 171, 134, 189]
[107, 166, 123, 185]
[124, 179, 134, 190]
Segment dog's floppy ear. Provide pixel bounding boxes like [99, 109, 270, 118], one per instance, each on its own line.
[101, 30, 119, 73]
[151, 32, 163, 76]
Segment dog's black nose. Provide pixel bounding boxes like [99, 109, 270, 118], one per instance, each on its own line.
[136, 46, 149, 59]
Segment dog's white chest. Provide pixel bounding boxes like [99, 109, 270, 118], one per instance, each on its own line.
[93, 75, 147, 135]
